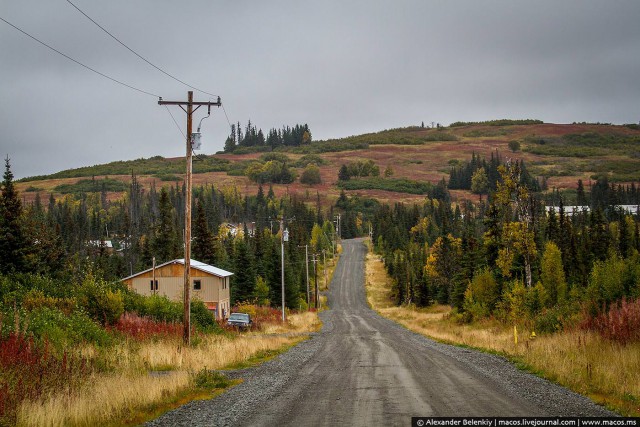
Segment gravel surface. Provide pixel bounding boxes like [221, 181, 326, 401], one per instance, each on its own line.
[147, 238, 615, 427]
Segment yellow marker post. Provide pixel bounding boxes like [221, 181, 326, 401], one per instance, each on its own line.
[514, 325, 518, 346]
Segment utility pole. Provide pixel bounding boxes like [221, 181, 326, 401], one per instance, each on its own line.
[152, 256, 156, 295]
[280, 218, 289, 321]
[158, 91, 221, 346]
[323, 249, 328, 290]
[312, 253, 319, 309]
[298, 244, 310, 308]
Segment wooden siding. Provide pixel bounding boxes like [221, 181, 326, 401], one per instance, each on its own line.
[123, 263, 230, 319]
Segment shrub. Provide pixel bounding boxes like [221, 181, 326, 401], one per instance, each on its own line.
[581, 298, 640, 345]
[338, 177, 434, 195]
[190, 300, 221, 333]
[462, 268, 501, 319]
[80, 284, 124, 326]
[54, 178, 128, 194]
[0, 331, 90, 425]
[22, 289, 76, 315]
[259, 152, 291, 163]
[462, 287, 491, 320]
[586, 256, 627, 312]
[155, 173, 181, 182]
[25, 307, 112, 349]
[300, 165, 322, 185]
[111, 312, 182, 340]
[138, 294, 182, 323]
[192, 368, 232, 390]
[295, 154, 326, 168]
[534, 306, 565, 334]
[246, 160, 295, 184]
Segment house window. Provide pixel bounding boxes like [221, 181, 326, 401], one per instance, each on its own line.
[150, 280, 158, 291]
[193, 280, 201, 290]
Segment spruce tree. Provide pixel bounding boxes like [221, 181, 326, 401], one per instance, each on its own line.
[151, 187, 181, 263]
[0, 156, 26, 273]
[232, 238, 255, 303]
[193, 200, 216, 264]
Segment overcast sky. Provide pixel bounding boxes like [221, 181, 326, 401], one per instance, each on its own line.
[1, 1, 639, 179]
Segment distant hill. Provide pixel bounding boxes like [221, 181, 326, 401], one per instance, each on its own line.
[16, 121, 640, 207]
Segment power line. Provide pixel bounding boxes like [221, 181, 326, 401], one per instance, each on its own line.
[221, 103, 233, 130]
[0, 15, 159, 98]
[164, 105, 185, 138]
[66, 0, 219, 98]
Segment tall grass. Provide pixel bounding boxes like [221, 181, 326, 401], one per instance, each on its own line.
[0, 332, 89, 426]
[365, 252, 640, 416]
[14, 308, 317, 426]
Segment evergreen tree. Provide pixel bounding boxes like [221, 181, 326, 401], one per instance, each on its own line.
[193, 200, 216, 264]
[232, 238, 255, 303]
[576, 179, 588, 206]
[151, 187, 181, 263]
[338, 164, 350, 181]
[0, 157, 26, 273]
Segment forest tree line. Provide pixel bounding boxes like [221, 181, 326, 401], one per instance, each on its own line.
[224, 121, 312, 152]
[374, 159, 640, 334]
[1, 158, 337, 310]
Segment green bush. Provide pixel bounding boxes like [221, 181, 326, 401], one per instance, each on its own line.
[192, 368, 232, 390]
[54, 178, 128, 194]
[139, 294, 182, 323]
[587, 256, 627, 311]
[22, 289, 76, 315]
[533, 307, 565, 334]
[295, 154, 326, 167]
[338, 177, 433, 195]
[465, 268, 501, 314]
[246, 160, 295, 184]
[190, 300, 221, 333]
[300, 165, 322, 185]
[25, 306, 112, 349]
[259, 152, 291, 163]
[155, 173, 181, 182]
[79, 277, 124, 326]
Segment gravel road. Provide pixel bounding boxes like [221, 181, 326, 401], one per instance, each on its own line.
[147, 238, 614, 426]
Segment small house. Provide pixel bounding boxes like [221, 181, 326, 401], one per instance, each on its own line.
[122, 259, 233, 319]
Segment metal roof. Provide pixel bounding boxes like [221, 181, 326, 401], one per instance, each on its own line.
[121, 258, 233, 282]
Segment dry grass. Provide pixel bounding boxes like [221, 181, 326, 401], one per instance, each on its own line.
[365, 252, 640, 416]
[17, 371, 190, 427]
[16, 313, 316, 427]
[260, 311, 321, 334]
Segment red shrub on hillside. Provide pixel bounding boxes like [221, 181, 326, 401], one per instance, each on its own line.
[581, 298, 640, 345]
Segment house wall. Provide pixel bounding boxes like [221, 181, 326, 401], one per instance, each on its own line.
[124, 264, 231, 319]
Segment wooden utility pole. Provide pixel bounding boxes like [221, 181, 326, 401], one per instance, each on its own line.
[298, 244, 310, 308]
[312, 253, 319, 309]
[158, 91, 221, 345]
[323, 249, 328, 290]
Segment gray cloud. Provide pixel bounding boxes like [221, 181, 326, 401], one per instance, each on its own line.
[1, 0, 639, 178]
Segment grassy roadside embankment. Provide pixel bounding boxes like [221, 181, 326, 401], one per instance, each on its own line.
[365, 251, 640, 416]
[15, 311, 321, 427]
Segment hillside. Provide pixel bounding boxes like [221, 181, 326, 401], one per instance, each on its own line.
[16, 121, 640, 207]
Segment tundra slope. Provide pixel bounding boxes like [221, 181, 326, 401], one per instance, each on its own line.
[148, 238, 614, 427]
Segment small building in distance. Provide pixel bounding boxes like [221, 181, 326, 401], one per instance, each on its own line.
[122, 259, 233, 319]
[545, 205, 640, 215]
